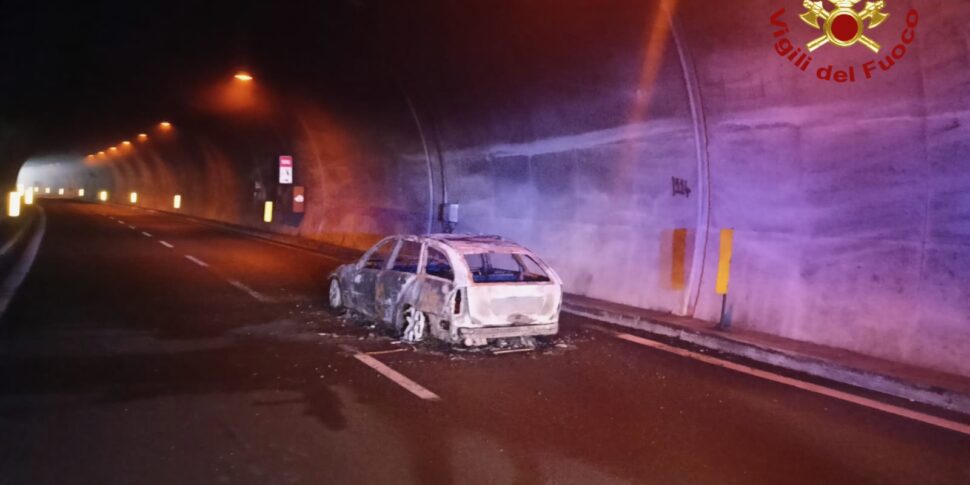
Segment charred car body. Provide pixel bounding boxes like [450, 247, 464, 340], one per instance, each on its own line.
[328, 234, 562, 346]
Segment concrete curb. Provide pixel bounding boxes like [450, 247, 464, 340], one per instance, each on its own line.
[562, 299, 970, 417]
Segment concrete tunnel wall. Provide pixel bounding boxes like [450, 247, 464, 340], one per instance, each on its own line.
[19, 0, 970, 377]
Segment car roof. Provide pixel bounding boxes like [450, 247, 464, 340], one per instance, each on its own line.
[419, 234, 529, 255]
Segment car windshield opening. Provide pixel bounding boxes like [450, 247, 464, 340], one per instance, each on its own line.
[464, 252, 551, 284]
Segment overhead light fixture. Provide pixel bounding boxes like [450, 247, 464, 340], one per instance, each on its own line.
[234, 72, 253, 82]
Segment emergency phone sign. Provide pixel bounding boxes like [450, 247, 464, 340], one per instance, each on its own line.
[279, 156, 293, 184]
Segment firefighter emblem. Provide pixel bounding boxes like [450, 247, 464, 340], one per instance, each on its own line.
[800, 0, 889, 53]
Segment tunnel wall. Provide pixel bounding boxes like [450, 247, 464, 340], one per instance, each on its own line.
[20, 0, 970, 377]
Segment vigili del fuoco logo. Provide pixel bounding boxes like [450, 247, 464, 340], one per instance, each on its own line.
[770, 1, 919, 83]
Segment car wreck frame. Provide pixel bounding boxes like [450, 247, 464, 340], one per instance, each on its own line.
[328, 234, 563, 346]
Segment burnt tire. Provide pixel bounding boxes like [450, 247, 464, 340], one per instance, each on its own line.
[401, 306, 428, 343]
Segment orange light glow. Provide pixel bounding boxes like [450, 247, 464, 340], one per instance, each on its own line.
[109, 146, 118, 153]
[137, 133, 148, 141]
[234, 72, 254, 82]
[98, 151, 106, 156]
[122, 141, 132, 147]
[159, 121, 172, 130]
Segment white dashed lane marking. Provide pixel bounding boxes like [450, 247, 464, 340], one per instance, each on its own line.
[227, 279, 275, 303]
[184, 255, 208, 268]
[141, 231, 153, 238]
[342, 345, 441, 401]
[159, 241, 174, 249]
[128, 225, 137, 230]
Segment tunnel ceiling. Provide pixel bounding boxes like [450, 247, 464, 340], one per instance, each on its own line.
[0, 0, 382, 171]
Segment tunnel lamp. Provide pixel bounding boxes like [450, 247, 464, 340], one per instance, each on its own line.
[109, 146, 118, 153]
[121, 141, 132, 147]
[234, 72, 253, 82]
[99, 190, 108, 202]
[98, 151, 106, 156]
[263, 201, 273, 223]
[7, 192, 20, 218]
[24, 189, 33, 205]
[78, 189, 85, 197]
[137, 133, 148, 142]
[159, 121, 172, 130]
[44, 187, 51, 194]
[33, 187, 39, 193]
[129, 192, 138, 204]
[58, 188, 64, 196]
[173, 194, 182, 209]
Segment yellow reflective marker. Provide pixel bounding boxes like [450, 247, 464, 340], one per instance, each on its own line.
[715, 229, 734, 295]
[78, 188, 85, 197]
[671, 228, 688, 290]
[173, 194, 182, 209]
[24, 189, 33, 205]
[99, 190, 108, 202]
[7, 192, 21, 217]
[129, 192, 138, 204]
[263, 201, 273, 223]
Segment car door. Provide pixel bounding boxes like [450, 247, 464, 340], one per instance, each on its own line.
[375, 239, 423, 324]
[417, 244, 457, 328]
[350, 238, 398, 317]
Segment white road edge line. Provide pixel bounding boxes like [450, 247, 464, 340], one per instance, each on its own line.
[141, 231, 153, 238]
[0, 207, 46, 318]
[0, 216, 32, 256]
[184, 255, 208, 268]
[159, 241, 174, 249]
[344, 346, 440, 401]
[592, 325, 970, 437]
[227, 279, 275, 303]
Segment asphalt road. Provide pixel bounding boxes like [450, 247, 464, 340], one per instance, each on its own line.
[0, 200, 968, 485]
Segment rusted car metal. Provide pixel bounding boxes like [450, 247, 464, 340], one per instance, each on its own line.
[328, 234, 562, 346]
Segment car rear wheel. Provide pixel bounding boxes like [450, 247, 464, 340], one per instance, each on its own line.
[402, 306, 428, 343]
[328, 279, 343, 311]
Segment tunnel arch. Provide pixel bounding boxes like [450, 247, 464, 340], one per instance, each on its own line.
[18, 0, 970, 377]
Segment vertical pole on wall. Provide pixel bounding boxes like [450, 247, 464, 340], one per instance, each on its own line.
[715, 228, 734, 330]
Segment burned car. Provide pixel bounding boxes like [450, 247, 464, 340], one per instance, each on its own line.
[328, 234, 562, 346]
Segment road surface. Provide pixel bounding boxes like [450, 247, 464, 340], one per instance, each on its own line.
[1, 200, 968, 484]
